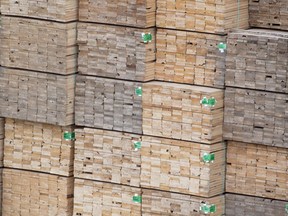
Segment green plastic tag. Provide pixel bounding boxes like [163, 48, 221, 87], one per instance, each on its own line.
[200, 204, 216, 214]
[64, 131, 75, 141]
[142, 33, 152, 43]
[285, 204, 288, 213]
[134, 141, 142, 150]
[133, 194, 142, 203]
[200, 97, 217, 107]
[202, 153, 215, 163]
[218, 42, 227, 53]
[135, 87, 142, 96]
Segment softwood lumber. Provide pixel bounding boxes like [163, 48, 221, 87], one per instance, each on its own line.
[224, 87, 288, 147]
[2, 169, 74, 216]
[73, 179, 141, 216]
[0, 16, 77, 75]
[143, 81, 224, 143]
[0, 67, 75, 126]
[226, 193, 288, 216]
[156, 28, 226, 88]
[78, 22, 155, 81]
[226, 141, 288, 200]
[4, 118, 74, 176]
[0, 0, 78, 22]
[226, 29, 288, 93]
[79, 0, 156, 28]
[157, 0, 249, 34]
[249, 0, 288, 31]
[75, 75, 143, 134]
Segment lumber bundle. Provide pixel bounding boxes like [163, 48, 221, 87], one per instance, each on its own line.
[79, 0, 156, 27]
[4, 119, 74, 176]
[249, 0, 288, 31]
[0, 16, 77, 75]
[142, 189, 225, 215]
[0, 0, 78, 22]
[142, 82, 224, 143]
[73, 179, 141, 216]
[226, 141, 288, 200]
[155, 29, 226, 88]
[226, 193, 288, 216]
[224, 87, 288, 147]
[2, 169, 74, 216]
[74, 128, 141, 187]
[226, 29, 288, 93]
[156, 0, 249, 34]
[75, 75, 143, 133]
[78, 23, 155, 81]
[0, 68, 75, 126]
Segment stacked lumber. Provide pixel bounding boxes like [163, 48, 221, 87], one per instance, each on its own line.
[4, 119, 74, 176]
[156, 0, 249, 34]
[79, 0, 156, 28]
[155, 29, 226, 88]
[0, 0, 78, 22]
[226, 193, 288, 216]
[226, 141, 288, 200]
[226, 29, 288, 93]
[0, 16, 77, 75]
[75, 76, 143, 133]
[2, 169, 74, 216]
[249, 0, 288, 31]
[0, 68, 75, 126]
[224, 87, 288, 148]
[142, 81, 224, 143]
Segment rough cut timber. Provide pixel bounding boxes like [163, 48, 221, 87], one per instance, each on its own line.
[0, 67, 75, 126]
[226, 29, 288, 93]
[0, 118, 4, 167]
[73, 179, 141, 216]
[0, 139, 3, 167]
[156, 28, 226, 88]
[157, 0, 249, 34]
[141, 137, 226, 197]
[79, 0, 156, 28]
[74, 128, 142, 187]
[2, 169, 74, 216]
[143, 82, 224, 143]
[226, 193, 288, 216]
[4, 118, 74, 176]
[75, 75, 143, 134]
[142, 189, 225, 216]
[226, 141, 288, 200]
[0, 0, 78, 22]
[78, 23, 155, 81]
[0, 16, 77, 75]
[224, 87, 288, 148]
[0, 169, 2, 211]
[0, 118, 4, 139]
[249, 0, 288, 31]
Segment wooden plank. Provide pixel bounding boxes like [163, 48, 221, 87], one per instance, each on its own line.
[157, 0, 249, 34]
[226, 141, 288, 200]
[78, 22, 155, 81]
[0, 0, 78, 22]
[226, 193, 288, 216]
[79, 0, 156, 28]
[155, 28, 226, 88]
[249, 0, 288, 31]
[4, 118, 74, 176]
[143, 81, 224, 144]
[73, 179, 141, 216]
[2, 168, 74, 216]
[75, 75, 143, 134]
[0, 16, 77, 75]
[224, 87, 288, 147]
[0, 67, 75, 126]
[0, 118, 4, 167]
[0, 118, 4, 139]
[226, 29, 288, 93]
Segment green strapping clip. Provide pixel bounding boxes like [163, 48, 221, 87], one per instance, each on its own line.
[200, 97, 217, 107]
[218, 42, 227, 53]
[202, 153, 215, 163]
[135, 87, 142, 96]
[64, 131, 75, 141]
[200, 203, 216, 214]
[285, 204, 288, 213]
[142, 33, 152, 43]
[133, 194, 142, 203]
[134, 141, 142, 151]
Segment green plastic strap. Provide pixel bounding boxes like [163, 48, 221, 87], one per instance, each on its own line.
[202, 153, 215, 163]
[200, 204, 216, 214]
[285, 204, 288, 213]
[133, 194, 142, 203]
[218, 42, 227, 53]
[64, 131, 75, 141]
[134, 141, 142, 150]
[135, 87, 142, 96]
[200, 97, 217, 107]
[142, 33, 152, 43]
